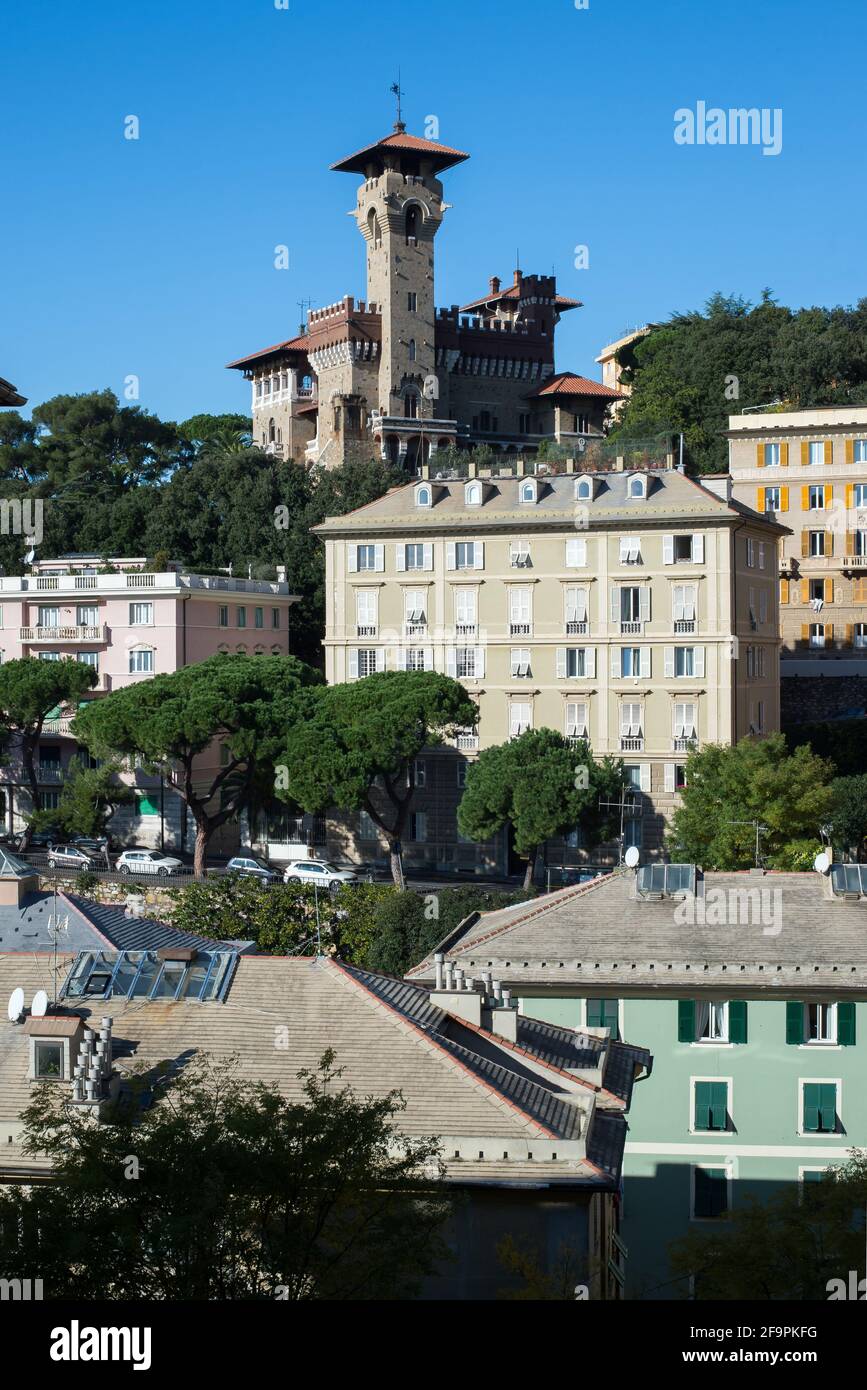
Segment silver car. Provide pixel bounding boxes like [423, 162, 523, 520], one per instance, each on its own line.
[282, 860, 361, 891]
[116, 849, 184, 877]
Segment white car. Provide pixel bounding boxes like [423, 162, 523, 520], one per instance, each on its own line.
[282, 860, 361, 891]
[116, 849, 184, 877]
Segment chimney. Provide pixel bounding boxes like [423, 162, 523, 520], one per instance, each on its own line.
[489, 275, 501, 295]
[513, 268, 523, 289]
[489, 1002, 518, 1043]
[434, 953, 445, 990]
[702, 474, 733, 503]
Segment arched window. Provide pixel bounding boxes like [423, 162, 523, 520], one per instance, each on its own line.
[576, 478, 592, 500]
[405, 393, 419, 420]
[408, 338, 417, 362]
[368, 207, 382, 248]
[628, 475, 646, 499]
[415, 484, 432, 508]
[268, 418, 276, 443]
[406, 206, 419, 246]
[465, 482, 481, 506]
[520, 480, 537, 504]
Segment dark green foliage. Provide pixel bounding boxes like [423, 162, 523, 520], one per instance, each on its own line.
[828, 775, 867, 860]
[610, 293, 867, 474]
[785, 718, 867, 775]
[0, 657, 98, 835]
[35, 757, 134, 840]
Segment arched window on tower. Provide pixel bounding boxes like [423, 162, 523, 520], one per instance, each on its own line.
[368, 207, 382, 249]
[405, 393, 419, 419]
[405, 206, 419, 246]
[268, 418, 276, 443]
[408, 338, 417, 362]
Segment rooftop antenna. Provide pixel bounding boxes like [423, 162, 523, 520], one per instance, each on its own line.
[297, 298, 314, 336]
[725, 819, 769, 869]
[598, 787, 642, 866]
[7, 987, 24, 1024]
[47, 906, 69, 1011]
[390, 73, 405, 132]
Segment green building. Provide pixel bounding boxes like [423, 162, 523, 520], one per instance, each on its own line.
[409, 863, 867, 1297]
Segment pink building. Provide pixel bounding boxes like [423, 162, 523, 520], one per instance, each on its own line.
[0, 556, 300, 851]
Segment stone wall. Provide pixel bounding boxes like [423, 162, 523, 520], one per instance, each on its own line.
[781, 673, 867, 724]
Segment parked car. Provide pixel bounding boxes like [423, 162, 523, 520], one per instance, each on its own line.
[70, 835, 112, 857]
[47, 844, 99, 871]
[115, 849, 184, 877]
[225, 855, 278, 884]
[17, 827, 63, 852]
[282, 860, 362, 891]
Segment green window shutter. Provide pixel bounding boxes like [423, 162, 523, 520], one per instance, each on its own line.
[694, 1081, 727, 1131]
[728, 1001, 748, 1044]
[803, 1083, 820, 1132]
[586, 999, 604, 1028]
[837, 1001, 856, 1046]
[710, 1081, 728, 1130]
[786, 1001, 804, 1045]
[819, 1084, 837, 1132]
[137, 795, 159, 817]
[678, 999, 696, 1042]
[587, 999, 620, 1038]
[694, 1167, 728, 1219]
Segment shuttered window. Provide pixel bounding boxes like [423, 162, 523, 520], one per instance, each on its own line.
[694, 1080, 728, 1132]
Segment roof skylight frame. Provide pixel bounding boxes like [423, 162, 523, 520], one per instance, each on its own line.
[60, 949, 238, 1004]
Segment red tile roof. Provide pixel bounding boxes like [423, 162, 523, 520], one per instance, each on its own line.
[459, 286, 581, 313]
[226, 335, 311, 370]
[527, 373, 623, 400]
[332, 130, 470, 175]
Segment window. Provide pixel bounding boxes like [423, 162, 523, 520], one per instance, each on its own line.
[620, 535, 641, 564]
[802, 1082, 837, 1134]
[272, 608, 280, 629]
[808, 485, 825, 510]
[254, 607, 264, 629]
[510, 649, 531, 678]
[510, 540, 531, 568]
[565, 701, 588, 739]
[403, 648, 427, 671]
[455, 647, 479, 679]
[358, 810, 378, 841]
[672, 584, 697, 631]
[854, 483, 867, 507]
[77, 605, 99, 626]
[408, 338, 417, 362]
[576, 477, 592, 501]
[509, 587, 532, 634]
[404, 543, 427, 570]
[620, 702, 642, 744]
[405, 205, 419, 246]
[855, 623, 867, 649]
[518, 412, 532, 434]
[565, 537, 587, 568]
[787, 1000, 855, 1046]
[806, 1002, 836, 1043]
[586, 999, 619, 1039]
[453, 588, 475, 634]
[219, 606, 229, 627]
[519, 481, 537, 505]
[415, 484, 431, 507]
[409, 811, 427, 842]
[746, 538, 755, 567]
[509, 702, 532, 738]
[627, 475, 646, 498]
[356, 590, 378, 635]
[809, 531, 826, 557]
[33, 1040, 64, 1080]
[455, 541, 477, 570]
[693, 1080, 729, 1132]
[764, 485, 781, 511]
[620, 647, 642, 677]
[77, 651, 98, 669]
[764, 442, 780, 467]
[809, 623, 826, 649]
[237, 606, 247, 628]
[37, 606, 60, 627]
[350, 649, 378, 679]
[696, 1001, 729, 1042]
[674, 701, 697, 745]
[560, 647, 592, 679]
[128, 602, 152, 626]
[465, 482, 481, 506]
[693, 1166, 729, 1220]
[456, 762, 468, 789]
[129, 648, 154, 674]
[808, 440, 825, 466]
[354, 544, 379, 571]
[38, 651, 61, 662]
[673, 535, 692, 562]
[674, 647, 696, 677]
[407, 292, 417, 312]
[854, 439, 867, 463]
[412, 759, 426, 788]
[565, 587, 588, 633]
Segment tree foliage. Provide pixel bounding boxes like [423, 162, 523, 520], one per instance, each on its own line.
[666, 734, 834, 868]
[828, 775, 867, 861]
[0, 1053, 451, 1300]
[33, 756, 135, 840]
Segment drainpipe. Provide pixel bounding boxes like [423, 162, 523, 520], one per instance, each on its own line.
[731, 522, 746, 744]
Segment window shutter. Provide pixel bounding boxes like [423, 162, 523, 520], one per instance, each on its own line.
[780, 442, 789, 466]
[826, 531, 834, 556]
[838, 1000, 856, 1046]
[610, 646, 620, 678]
[825, 440, 833, 465]
[729, 1000, 748, 1044]
[640, 647, 651, 678]
[348, 546, 358, 574]
[585, 647, 595, 678]
[757, 487, 765, 512]
[710, 1082, 727, 1130]
[474, 542, 484, 570]
[800, 578, 809, 603]
[610, 587, 619, 624]
[424, 646, 433, 671]
[423, 543, 433, 570]
[349, 649, 359, 679]
[824, 484, 833, 506]
[780, 577, 789, 604]
[846, 483, 855, 510]
[819, 1084, 836, 1131]
[801, 441, 809, 467]
[446, 542, 456, 570]
[639, 764, 650, 793]
[694, 646, 705, 677]
[586, 999, 603, 1028]
[801, 531, 810, 559]
[846, 438, 855, 465]
[780, 485, 789, 510]
[639, 588, 651, 621]
[786, 1001, 803, 1045]
[474, 646, 485, 678]
[663, 535, 674, 565]
[677, 1000, 695, 1042]
[846, 623, 855, 647]
[446, 647, 457, 678]
[800, 623, 809, 644]
[664, 763, 675, 793]
[826, 622, 835, 644]
[664, 646, 674, 678]
[692, 534, 704, 564]
[566, 537, 586, 567]
[374, 545, 384, 572]
[825, 578, 834, 604]
[556, 647, 567, 679]
[395, 545, 406, 572]
[803, 1084, 820, 1133]
[800, 485, 810, 510]
[755, 443, 764, 468]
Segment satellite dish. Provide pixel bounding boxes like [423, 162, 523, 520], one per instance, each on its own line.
[31, 989, 49, 1018]
[814, 851, 831, 875]
[7, 987, 24, 1023]
[624, 846, 640, 869]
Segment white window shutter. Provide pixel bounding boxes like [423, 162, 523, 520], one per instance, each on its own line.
[695, 646, 705, 677]
[349, 650, 359, 678]
[374, 544, 384, 572]
[397, 647, 408, 672]
[610, 587, 619, 624]
[664, 646, 675, 678]
[395, 545, 406, 572]
[663, 534, 674, 565]
[664, 763, 676, 793]
[446, 647, 457, 678]
[446, 542, 457, 571]
[423, 543, 433, 571]
[556, 647, 567, 679]
[474, 646, 486, 678]
[424, 646, 433, 671]
[610, 646, 620, 678]
[586, 647, 596, 678]
[639, 588, 651, 621]
[619, 537, 629, 563]
[640, 647, 651, 678]
[692, 534, 705, 564]
[566, 536, 586, 567]
[348, 546, 358, 574]
[639, 764, 651, 793]
[474, 542, 484, 570]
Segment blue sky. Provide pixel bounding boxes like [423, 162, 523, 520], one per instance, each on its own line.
[3, 0, 866, 425]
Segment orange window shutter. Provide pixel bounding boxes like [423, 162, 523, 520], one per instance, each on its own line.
[825, 440, 833, 464]
[801, 485, 810, 510]
[826, 531, 834, 556]
[780, 578, 789, 604]
[801, 623, 810, 644]
[800, 578, 810, 603]
[780, 442, 789, 466]
[780, 485, 789, 511]
[846, 623, 855, 646]
[846, 483, 855, 509]
[825, 484, 833, 506]
[801, 531, 809, 558]
[756, 443, 764, 468]
[826, 578, 834, 603]
[757, 487, 765, 511]
[847, 530, 855, 555]
[826, 623, 835, 643]
[801, 441, 810, 467]
[846, 438, 855, 465]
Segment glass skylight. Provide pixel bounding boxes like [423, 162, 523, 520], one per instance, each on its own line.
[830, 864, 867, 898]
[637, 863, 696, 897]
[60, 949, 237, 1003]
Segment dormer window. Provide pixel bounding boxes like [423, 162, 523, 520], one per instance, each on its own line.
[575, 477, 593, 501]
[627, 475, 647, 499]
[465, 482, 482, 506]
[33, 1041, 63, 1079]
[415, 484, 432, 508]
[519, 480, 538, 505]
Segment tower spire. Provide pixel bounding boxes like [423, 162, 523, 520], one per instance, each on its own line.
[390, 73, 406, 133]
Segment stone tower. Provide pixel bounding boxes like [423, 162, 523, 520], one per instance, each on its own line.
[332, 124, 469, 454]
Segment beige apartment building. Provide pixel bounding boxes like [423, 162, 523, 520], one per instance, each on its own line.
[727, 406, 867, 720]
[316, 461, 784, 873]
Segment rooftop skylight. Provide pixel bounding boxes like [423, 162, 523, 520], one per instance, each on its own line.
[830, 864, 867, 899]
[636, 863, 696, 898]
[60, 949, 237, 1004]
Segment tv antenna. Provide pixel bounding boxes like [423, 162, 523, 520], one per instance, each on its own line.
[599, 787, 642, 866]
[47, 911, 69, 1011]
[725, 819, 769, 869]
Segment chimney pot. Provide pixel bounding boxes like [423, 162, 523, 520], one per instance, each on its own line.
[490, 275, 501, 295]
[434, 953, 445, 990]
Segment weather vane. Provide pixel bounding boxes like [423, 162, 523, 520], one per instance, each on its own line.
[390, 74, 405, 131]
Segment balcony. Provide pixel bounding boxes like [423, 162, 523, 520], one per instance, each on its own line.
[455, 623, 477, 638]
[620, 621, 643, 636]
[510, 623, 532, 637]
[566, 733, 589, 746]
[20, 625, 106, 644]
[843, 554, 867, 569]
[566, 620, 588, 636]
[674, 619, 696, 634]
[356, 626, 377, 638]
[456, 733, 479, 751]
[673, 736, 697, 752]
[403, 623, 427, 639]
[620, 736, 644, 752]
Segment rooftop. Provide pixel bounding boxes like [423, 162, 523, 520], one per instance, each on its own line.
[0, 376, 27, 408]
[331, 127, 470, 176]
[727, 405, 867, 435]
[407, 869, 867, 995]
[226, 334, 311, 371]
[595, 325, 659, 362]
[0, 889, 238, 955]
[526, 372, 623, 400]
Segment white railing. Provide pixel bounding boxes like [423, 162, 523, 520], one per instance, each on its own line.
[356, 626, 377, 638]
[20, 625, 105, 643]
[674, 619, 696, 634]
[673, 736, 696, 752]
[1, 572, 291, 596]
[42, 718, 73, 735]
[566, 620, 588, 635]
[620, 736, 644, 752]
[620, 621, 643, 635]
[510, 622, 532, 636]
[455, 624, 477, 638]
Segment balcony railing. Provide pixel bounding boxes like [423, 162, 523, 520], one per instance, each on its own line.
[356, 626, 377, 638]
[566, 620, 588, 635]
[403, 623, 427, 638]
[620, 621, 643, 635]
[456, 733, 479, 751]
[620, 736, 644, 752]
[673, 736, 697, 752]
[455, 623, 477, 638]
[20, 625, 105, 643]
[674, 619, 696, 634]
[566, 733, 588, 746]
[510, 622, 532, 636]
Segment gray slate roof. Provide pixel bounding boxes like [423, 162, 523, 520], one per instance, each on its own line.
[0, 891, 231, 955]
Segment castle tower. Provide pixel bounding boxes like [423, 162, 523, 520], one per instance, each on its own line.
[332, 124, 468, 457]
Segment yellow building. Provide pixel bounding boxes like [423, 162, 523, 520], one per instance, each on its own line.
[316, 460, 785, 873]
